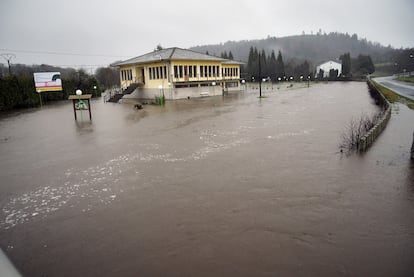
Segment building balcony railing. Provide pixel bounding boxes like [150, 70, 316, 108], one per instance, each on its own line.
[172, 75, 240, 83]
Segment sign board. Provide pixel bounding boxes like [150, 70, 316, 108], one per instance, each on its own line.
[33, 72, 62, 92]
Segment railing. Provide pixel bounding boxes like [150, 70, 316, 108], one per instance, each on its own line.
[103, 87, 122, 102]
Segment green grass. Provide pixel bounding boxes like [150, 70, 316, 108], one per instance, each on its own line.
[372, 80, 414, 110]
[370, 71, 391, 78]
[396, 76, 414, 84]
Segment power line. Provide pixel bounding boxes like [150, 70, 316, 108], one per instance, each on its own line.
[0, 48, 129, 58]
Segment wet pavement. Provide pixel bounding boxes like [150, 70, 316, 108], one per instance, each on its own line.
[0, 82, 413, 276]
[374, 76, 414, 100]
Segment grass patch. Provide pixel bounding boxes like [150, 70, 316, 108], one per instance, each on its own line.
[372, 80, 414, 110]
[396, 76, 414, 84]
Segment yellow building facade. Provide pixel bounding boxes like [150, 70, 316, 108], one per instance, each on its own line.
[113, 47, 242, 100]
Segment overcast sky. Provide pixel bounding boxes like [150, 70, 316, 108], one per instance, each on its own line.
[1, 0, 413, 71]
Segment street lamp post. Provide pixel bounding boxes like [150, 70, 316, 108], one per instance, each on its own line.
[259, 53, 262, 97]
[76, 89, 83, 121]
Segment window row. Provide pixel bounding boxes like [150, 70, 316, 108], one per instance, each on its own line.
[121, 69, 132, 81]
[222, 67, 238, 77]
[173, 65, 224, 79]
[173, 65, 198, 78]
[199, 65, 220, 78]
[149, 66, 167, 80]
[144, 65, 239, 80]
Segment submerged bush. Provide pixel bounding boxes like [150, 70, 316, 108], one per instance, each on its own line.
[339, 112, 384, 152]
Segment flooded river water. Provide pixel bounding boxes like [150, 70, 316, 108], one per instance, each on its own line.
[0, 82, 413, 276]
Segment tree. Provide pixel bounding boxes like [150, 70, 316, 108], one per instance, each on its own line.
[318, 69, 324, 79]
[247, 47, 259, 80]
[276, 50, 285, 79]
[260, 49, 267, 78]
[228, 51, 234, 60]
[268, 50, 277, 80]
[293, 60, 310, 79]
[339, 52, 351, 76]
[95, 67, 120, 89]
[353, 55, 375, 75]
[329, 69, 339, 79]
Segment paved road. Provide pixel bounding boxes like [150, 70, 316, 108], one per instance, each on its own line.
[374, 76, 414, 101]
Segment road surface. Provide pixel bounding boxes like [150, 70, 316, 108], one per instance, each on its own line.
[374, 76, 414, 101]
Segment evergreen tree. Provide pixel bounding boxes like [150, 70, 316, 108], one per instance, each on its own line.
[339, 52, 351, 76]
[353, 54, 375, 75]
[228, 51, 234, 60]
[247, 47, 255, 78]
[247, 47, 261, 80]
[318, 69, 324, 79]
[276, 50, 285, 79]
[260, 49, 267, 79]
[268, 50, 277, 80]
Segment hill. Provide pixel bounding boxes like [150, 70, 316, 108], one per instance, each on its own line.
[190, 32, 397, 67]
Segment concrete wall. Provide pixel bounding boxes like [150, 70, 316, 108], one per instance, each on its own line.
[411, 132, 414, 160]
[358, 80, 392, 152]
[357, 106, 391, 151]
[123, 85, 226, 101]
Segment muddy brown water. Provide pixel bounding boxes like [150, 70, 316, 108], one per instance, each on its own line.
[0, 82, 413, 276]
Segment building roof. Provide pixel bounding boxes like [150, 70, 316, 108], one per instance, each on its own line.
[317, 60, 342, 67]
[112, 47, 244, 66]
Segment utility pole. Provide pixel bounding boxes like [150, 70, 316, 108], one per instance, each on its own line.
[0, 53, 16, 76]
[259, 53, 262, 98]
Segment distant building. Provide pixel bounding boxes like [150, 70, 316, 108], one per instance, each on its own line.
[315, 60, 342, 78]
[112, 47, 243, 100]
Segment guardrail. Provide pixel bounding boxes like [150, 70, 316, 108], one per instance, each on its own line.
[103, 87, 122, 103]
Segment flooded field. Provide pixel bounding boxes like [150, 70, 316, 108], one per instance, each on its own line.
[0, 82, 413, 276]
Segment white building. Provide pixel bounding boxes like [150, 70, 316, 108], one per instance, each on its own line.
[315, 60, 342, 78]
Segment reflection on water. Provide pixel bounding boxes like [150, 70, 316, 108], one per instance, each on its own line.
[75, 121, 94, 134]
[0, 82, 413, 276]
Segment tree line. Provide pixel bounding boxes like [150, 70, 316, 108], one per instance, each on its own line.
[244, 47, 309, 81]
[243, 47, 375, 81]
[0, 64, 119, 111]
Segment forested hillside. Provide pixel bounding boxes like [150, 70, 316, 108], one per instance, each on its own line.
[190, 32, 398, 66]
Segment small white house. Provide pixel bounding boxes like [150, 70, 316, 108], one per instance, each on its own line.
[315, 60, 342, 78]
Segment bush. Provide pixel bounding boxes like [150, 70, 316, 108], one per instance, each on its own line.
[340, 113, 384, 151]
[0, 75, 101, 111]
[0, 76, 39, 110]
